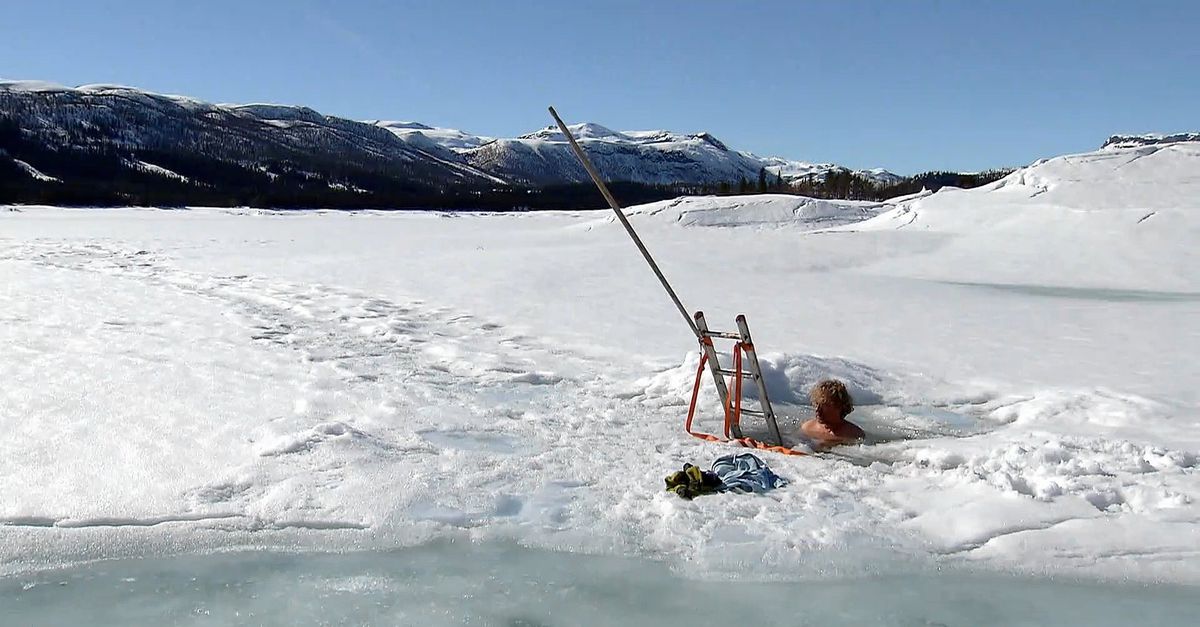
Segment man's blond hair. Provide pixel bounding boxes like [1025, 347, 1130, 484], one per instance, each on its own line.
[810, 379, 853, 416]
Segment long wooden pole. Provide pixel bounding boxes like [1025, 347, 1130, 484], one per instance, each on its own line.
[548, 106, 700, 339]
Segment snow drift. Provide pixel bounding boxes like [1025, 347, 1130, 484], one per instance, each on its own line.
[847, 141, 1200, 291]
[607, 194, 892, 229]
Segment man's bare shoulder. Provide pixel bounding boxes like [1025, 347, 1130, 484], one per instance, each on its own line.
[800, 418, 831, 440]
[800, 419, 864, 445]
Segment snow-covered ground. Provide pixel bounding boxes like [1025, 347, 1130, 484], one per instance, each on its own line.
[1, 142, 1198, 605]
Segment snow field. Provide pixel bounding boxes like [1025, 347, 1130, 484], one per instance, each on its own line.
[1, 141, 1198, 584]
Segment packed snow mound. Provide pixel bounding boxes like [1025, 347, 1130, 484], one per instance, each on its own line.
[1102, 133, 1200, 150]
[861, 141, 1200, 229]
[612, 194, 892, 229]
[632, 350, 891, 410]
[850, 142, 1200, 291]
[991, 142, 1200, 210]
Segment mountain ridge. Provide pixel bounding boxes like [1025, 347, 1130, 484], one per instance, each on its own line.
[1, 79, 898, 189]
[374, 118, 904, 187]
[3, 80, 1196, 210]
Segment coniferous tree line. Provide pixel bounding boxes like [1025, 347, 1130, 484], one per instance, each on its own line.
[691, 167, 1013, 203]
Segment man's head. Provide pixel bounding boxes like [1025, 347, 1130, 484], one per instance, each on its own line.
[810, 379, 854, 422]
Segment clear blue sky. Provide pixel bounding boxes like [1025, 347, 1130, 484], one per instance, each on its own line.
[3, 0, 1196, 174]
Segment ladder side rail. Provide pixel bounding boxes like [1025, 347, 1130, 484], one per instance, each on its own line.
[735, 314, 784, 446]
[730, 342, 745, 437]
[694, 311, 740, 439]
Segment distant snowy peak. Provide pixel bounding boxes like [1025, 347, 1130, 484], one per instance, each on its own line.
[0, 79, 69, 92]
[459, 123, 767, 186]
[858, 168, 906, 185]
[756, 156, 902, 187]
[377, 121, 434, 131]
[2, 80, 156, 96]
[518, 123, 731, 150]
[1102, 133, 1200, 150]
[229, 104, 327, 123]
[521, 122, 629, 142]
[508, 123, 900, 186]
[1, 80, 211, 111]
[372, 117, 898, 187]
[0, 80, 291, 118]
[373, 121, 493, 151]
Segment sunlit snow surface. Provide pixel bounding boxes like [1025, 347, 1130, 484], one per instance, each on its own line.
[1, 143, 1199, 620]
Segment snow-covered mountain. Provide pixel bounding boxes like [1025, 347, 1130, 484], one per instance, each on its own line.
[0, 80, 503, 206]
[375, 119, 901, 187]
[0, 80, 899, 202]
[5, 80, 1191, 211]
[372, 121, 494, 151]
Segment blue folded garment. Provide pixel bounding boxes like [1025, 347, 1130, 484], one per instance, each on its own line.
[711, 453, 789, 494]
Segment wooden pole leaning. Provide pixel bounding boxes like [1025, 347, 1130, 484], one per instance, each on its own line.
[548, 106, 700, 340]
[550, 107, 787, 450]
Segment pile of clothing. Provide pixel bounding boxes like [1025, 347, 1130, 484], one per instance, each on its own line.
[664, 452, 788, 500]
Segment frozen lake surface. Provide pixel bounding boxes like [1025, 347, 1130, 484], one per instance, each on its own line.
[1, 141, 1198, 619]
[5, 541, 1197, 626]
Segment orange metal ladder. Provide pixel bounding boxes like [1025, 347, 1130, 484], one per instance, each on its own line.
[685, 312, 803, 455]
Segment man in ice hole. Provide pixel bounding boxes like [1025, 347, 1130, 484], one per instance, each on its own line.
[800, 379, 865, 446]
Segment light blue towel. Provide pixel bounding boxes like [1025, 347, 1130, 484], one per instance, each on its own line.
[711, 453, 788, 494]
